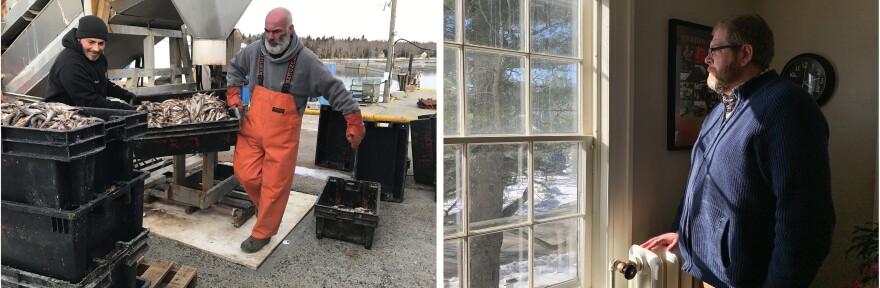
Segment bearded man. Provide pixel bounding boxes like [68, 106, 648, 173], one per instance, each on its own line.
[641, 14, 835, 287]
[225, 7, 365, 253]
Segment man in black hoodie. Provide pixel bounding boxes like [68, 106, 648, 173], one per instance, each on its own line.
[45, 15, 135, 110]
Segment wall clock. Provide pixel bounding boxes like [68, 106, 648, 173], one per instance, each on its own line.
[781, 53, 836, 106]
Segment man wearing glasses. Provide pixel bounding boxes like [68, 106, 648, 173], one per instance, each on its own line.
[642, 14, 834, 287]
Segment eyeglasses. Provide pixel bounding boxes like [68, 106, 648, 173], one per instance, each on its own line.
[707, 44, 742, 57]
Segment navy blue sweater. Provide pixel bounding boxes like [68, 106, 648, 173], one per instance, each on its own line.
[45, 28, 134, 110]
[674, 70, 835, 287]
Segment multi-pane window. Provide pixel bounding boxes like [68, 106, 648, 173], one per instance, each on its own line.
[443, 0, 589, 287]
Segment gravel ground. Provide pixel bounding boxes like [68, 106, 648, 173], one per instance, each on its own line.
[142, 95, 438, 287]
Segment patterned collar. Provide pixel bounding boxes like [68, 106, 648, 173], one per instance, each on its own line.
[718, 68, 772, 114]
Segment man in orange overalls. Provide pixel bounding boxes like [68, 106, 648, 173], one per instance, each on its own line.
[226, 7, 365, 253]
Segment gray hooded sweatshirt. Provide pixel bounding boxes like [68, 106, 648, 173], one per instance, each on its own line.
[227, 32, 359, 116]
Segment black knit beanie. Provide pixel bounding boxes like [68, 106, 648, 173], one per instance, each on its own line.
[76, 15, 108, 40]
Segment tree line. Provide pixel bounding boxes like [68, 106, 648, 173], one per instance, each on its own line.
[242, 34, 436, 59]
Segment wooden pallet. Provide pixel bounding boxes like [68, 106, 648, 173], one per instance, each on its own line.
[137, 257, 198, 288]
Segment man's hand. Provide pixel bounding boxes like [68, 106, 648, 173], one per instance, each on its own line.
[226, 87, 243, 112]
[640, 232, 679, 251]
[343, 111, 365, 148]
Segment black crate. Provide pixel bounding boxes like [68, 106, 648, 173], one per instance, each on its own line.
[0, 171, 149, 283]
[1, 149, 108, 209]
[130, 89, 240, 158]
[78, 107, 148, 141]
[112, 230, 151, 288]
[94, 139, 134, 187]
[1, 134, 105, 162]
[410, 114, 436, 186]
[0, 229, 149, 288]
[135, 277, 151, 288]
[1, 109, 106, 163]
[314, 177, 380, 249]
[77, 108, 146, 188]
[87, 171, 149, 256]
[1, 120, 104, 147]
[355, 121, 409, 202]
[315, 105, 356, 172]
[130, 108, 240, 159]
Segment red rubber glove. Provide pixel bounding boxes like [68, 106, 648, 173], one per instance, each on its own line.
[226, 87, 243, 111]
[343, 111, 366, 148]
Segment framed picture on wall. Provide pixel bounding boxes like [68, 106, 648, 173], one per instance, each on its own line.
[667, 18, 719, 151]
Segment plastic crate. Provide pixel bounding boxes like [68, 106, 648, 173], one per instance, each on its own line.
[78, 107, 148, 141]
[74, 108, 146, 186]
[130, 108, 240, 159]
[1, 108, 106, 165]
[315, 105, 356, 172]
[135, 276, 151, 288]
[1, 149, 106, 209]
[410, 114, 436, 186]
[112, 230, 151, 288]
[94, 139, 134, 186]
[314, 177, 380, 249]
[355, 121, 409, 202]
[87, 171, 149, 255]
[0, 229, 149, 288]
[1, 119, 105, 148]
[130, 127, 238, 159]
[130, 89, 241, 159]
[0, 171, 149, 283]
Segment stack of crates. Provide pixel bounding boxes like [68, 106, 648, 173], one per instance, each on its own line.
[0, 106, 151, 288]
[314, 105, 411, 202]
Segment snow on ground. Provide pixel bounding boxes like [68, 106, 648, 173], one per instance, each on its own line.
[445, 277, 460, 288]
[294, 165, 352, 181]
[443, 175, 578, 228]
[497, 251, 577, 288]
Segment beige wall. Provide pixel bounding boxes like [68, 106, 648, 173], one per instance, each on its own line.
[631, 0, 878, 286]
[757, 1, 879, 286]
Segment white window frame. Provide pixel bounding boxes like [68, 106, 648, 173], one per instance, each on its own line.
[440, 0, 623, 287]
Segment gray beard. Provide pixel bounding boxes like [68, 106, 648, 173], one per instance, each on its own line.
[265, 34, 290, 55]
[708, 65, 740, 93]
[707, 73, 724, 93]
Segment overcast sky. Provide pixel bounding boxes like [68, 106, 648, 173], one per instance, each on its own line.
[234, 0, 440, 42]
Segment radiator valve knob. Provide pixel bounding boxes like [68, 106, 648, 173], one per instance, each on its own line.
[610, 259, 639, 280]
[623, 263, 637, 279]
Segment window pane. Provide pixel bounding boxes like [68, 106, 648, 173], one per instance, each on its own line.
[469, 228, 530, 288]
[530, 0, 579, 57]
[444, 47, 461, 135]
[531, 58, 578, 134]
[463, 0, 523, 50]
[534, 218, 579, 288]
[445, 239, 463, 288]
[444, 0, 457, 42]
[468, 143, 529, 230]
[465, 51, 526, 135]
[444, 145, 464, 235]
[533, 142, 579, 219]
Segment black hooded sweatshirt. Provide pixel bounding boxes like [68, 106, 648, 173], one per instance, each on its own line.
[45, 28, 134, 110]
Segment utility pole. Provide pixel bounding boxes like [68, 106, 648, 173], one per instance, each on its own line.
[382, 0, 397, 103]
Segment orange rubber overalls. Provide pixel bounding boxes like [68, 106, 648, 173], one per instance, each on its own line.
[234, 52, 301, 239]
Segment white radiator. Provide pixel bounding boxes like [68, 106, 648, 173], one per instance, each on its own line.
[610, 245, 694, 288]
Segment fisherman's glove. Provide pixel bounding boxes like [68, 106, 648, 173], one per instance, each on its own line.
[226, 87, 243, 112]
[343, 111, 366, 148]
